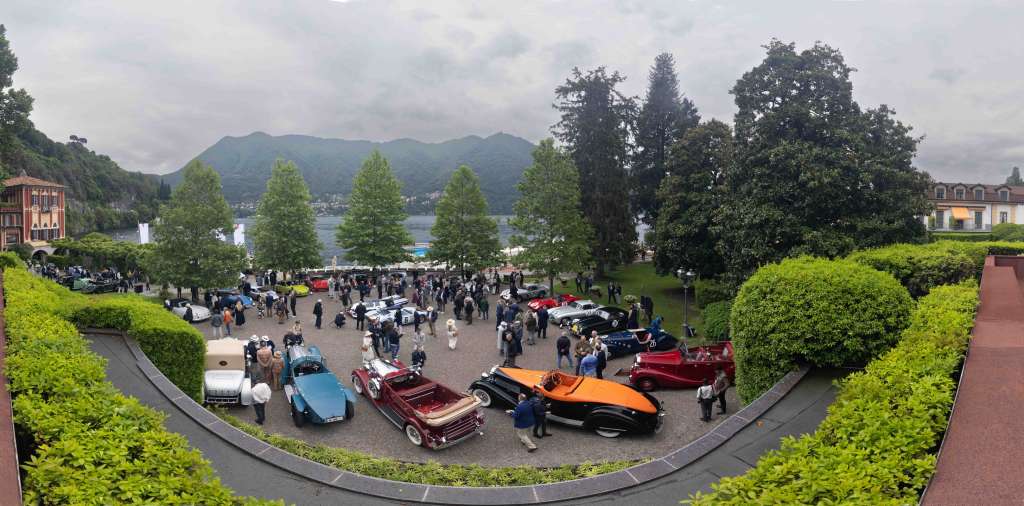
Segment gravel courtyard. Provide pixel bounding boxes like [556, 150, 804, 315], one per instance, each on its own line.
[198, 288, 738, 467]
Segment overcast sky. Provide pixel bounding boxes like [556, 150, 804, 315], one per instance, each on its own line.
[2, 0, 1022, 182]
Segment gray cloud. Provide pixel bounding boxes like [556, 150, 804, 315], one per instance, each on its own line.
[0, 0, 1022, 183]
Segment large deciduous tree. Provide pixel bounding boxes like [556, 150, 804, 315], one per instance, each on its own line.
[510, 139, 594, 290]
[633, 53, 700, 227]
[552, 66, 637, 275]
[0, 25, 33, 164]
[428, 165, 501, 275]
[654, 120, 733, 278]
[252, 159, 323, 274]
[145, 160, 246, 295]
[713, 40, 930, 280]
[335, 150, 412, 269]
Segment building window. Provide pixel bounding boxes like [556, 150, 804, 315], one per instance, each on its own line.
[975, 211, 984, 229]
[31, 195, 38, 207]
[936, 210, 945, 228]
[975, 189, 985, 200]
[935, 187, 946, 199]
[955, 188, 965, 200]
[1000, 189, 1010, 202]
[1001, 211, 1009, 224]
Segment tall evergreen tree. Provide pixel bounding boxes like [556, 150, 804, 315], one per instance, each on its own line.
[252, 159, 323, 274]
[552, 66, 637, 275]
[0, 25, 34, 161]
[428, 165, 501, 275]
[510, 139, 594, 290]
[1006, 166, 1023, 185]
[633, 53, 700, 226]
[654, 120, 733, 278]
[714, 41, 930, 280]
[157, 179, 172, 200]
[145, 160, 246, 295]
[335, 150, 412, 269]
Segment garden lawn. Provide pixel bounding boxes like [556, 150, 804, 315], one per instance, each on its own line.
[538, 262, 703, 342]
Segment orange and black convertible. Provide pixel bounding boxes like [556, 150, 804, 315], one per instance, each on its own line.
[468, 367, 665, 438]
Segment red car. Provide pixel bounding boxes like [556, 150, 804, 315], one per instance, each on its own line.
[527, 293, 581, 311]
[351, 359, 484, 449]
[628, 342, 735, 391]
[307, 275, 330, 292]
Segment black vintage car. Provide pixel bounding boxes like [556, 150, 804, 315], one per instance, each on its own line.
[468, 366, 664, 438]
[81, 279, 119, 294]
[601, 317, 678, 358]
[569, 306, 630, 338]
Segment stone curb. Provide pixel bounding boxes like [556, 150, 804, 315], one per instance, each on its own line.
[101, 328, 808, 504]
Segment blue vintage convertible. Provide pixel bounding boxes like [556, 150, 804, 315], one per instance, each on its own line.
[601, 317, 678, 359]
[281, 345, 356, 427]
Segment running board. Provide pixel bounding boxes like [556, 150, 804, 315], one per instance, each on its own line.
[547, 414, 583, 427]
[377, 404, 405, 428]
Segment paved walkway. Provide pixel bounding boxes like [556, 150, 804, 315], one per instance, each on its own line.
[89, 332, 839, 505]
[923, 256, 1024, 505]
[0, 275, 23, 505]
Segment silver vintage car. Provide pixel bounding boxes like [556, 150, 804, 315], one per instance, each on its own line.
[548, 299, 601, 325]
[202, 338, 254, 405]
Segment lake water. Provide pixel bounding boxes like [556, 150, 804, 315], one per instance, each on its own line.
[107, 215, 515, 264]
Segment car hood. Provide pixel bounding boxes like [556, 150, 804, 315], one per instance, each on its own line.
[190, 306, 212, 319]
[497, 367, 658, 414]
[638, 348, 683, 365]
[294, 373, 348, 418]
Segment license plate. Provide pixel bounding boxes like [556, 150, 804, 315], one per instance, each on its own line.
[324, 416, 344, 422]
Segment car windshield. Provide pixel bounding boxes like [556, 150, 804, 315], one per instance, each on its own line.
[595, 310, 610, 319]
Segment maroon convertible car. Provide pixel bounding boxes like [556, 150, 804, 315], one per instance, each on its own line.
[351, 358, 485, 449]
[628, 342, 735, 391]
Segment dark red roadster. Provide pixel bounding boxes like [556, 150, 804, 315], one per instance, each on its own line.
[351, 359, 484, 449]
[628, 342, 735, 391]
[527, 293, 581, 311]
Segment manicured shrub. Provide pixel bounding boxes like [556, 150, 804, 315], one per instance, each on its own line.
[929, 231, 993, 242]
[3, 267, 274, 505]
[731, 257, 913, 403]
[689, 283, 978, 505]
[0, 251, 24, 268]
[990, 223, 1024, 241]
[701, 300, 731, 341]
[694, 278, 732, 309]
[848, 242, 979, 296]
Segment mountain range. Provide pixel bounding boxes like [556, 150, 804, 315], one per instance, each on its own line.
[166, 132, 537, 214]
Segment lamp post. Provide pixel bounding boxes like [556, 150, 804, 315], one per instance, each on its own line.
[676, 268, 695, 339]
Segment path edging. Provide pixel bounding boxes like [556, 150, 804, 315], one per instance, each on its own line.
[92, 328, 807, 504]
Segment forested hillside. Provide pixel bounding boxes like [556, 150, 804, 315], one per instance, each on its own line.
[167, 131, 535, 214]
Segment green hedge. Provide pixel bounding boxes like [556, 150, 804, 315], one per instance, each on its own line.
[689, 282, 978, 505]
[72, 296, 206, 400]
[990, 223, 1024, 241]
[3, 267, 276, 505]
[848, 242, 978, 297]
[701, 301, 731, 341]
[694, 278, 732, 309]
[0, 251, 23, 269]
[730, 257, 913, 403]
[219, 411, 639, 487]
[929, 231, 993, 242]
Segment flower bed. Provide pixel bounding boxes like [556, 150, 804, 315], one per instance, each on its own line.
[3, 267, 274, 505]
[688, 282, 978, 504]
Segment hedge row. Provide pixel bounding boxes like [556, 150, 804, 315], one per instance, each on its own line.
[694, 278, 733, 309]
[928, 231, 993, 242]
[219, 411, 639, 487]
[3, 267, 275, 505]
[730, 257, 913, 403]
[690, 282, 978, 504]
[849, 241, 1024, 296]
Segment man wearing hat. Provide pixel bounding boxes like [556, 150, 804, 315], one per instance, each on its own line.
[261, 335, 276, 354]
[427, 306, 438, 337]
[313, 299, 324, 329]
[245, 335, 259, 364]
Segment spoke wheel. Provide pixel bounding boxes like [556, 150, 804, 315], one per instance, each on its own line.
[405, 424, 423, 446]
[352, 375, 364, 395]
[471, 388, 492, 407]
[595, 428, 622, 438]
[637, 378, 657, 392]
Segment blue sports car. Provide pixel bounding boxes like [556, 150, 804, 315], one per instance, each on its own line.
[216, 288, 253, 308]
[601, 317, 678, 359]
[281, 345, 356, 427]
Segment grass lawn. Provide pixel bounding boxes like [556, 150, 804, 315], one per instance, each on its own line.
[531, 262, 706, 342]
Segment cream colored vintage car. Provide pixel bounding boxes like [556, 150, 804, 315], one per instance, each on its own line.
[202, 338, 253, 405]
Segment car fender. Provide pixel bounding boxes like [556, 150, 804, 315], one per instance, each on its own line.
[583, 405, 643, 433]
[468, 380, 517, 408]
[291, 393, 309, 414]
[632, 367, 690, 388]
[240, 377, 253, 406]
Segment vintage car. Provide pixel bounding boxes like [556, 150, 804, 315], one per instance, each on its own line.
[348, 295, 408, 317]
[166, 298, 212, 322]
[367, 306, 429, 325]
[275, 280, 311, 297]
[569, 306, 630, 337]
[469, 367, 664, 438]
[81, 279, 119, 294]
[601, 317, 677, 358]
[500, 283, 549, 301]
[202, 337, 253, 405]
[307, 275, 330, 292]
[216, 288, 254, 308]
[59, 275, 90, 291]
[548, 299, 601, 325]
[527, 294, 581, 312]
[352, 358, 484, 448]
[281, 344, 356, 427]
[628, 342, 735, 391]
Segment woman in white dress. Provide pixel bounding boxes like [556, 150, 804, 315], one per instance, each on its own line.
[446, 319, 459, 350]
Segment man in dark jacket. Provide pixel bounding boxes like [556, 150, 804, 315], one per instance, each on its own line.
[531, 393, 551, 438]
[537, 307, 549, 339]
[507, 393, 537, 452]
[182, 305, 194, 323]
[288, 290, 297, 317]
[556, 331, 572, 369]
[313, 299, 324, 329]
[355, 301, 367, 330]
[413, 310, 422, 333]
